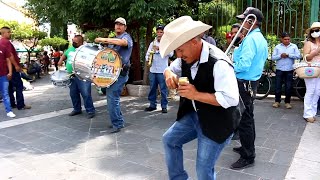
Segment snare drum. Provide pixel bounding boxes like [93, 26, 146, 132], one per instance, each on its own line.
[73, 43, 122, 87]
[51, 70, 72, 87]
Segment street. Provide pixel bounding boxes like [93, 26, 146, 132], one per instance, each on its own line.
[0, 75, 319, 180]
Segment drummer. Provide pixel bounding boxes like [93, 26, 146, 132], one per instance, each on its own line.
[58, 35, 96, 119]
[95, 17, 133, 133]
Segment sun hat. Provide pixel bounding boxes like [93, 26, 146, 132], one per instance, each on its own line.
[159, 16, 212, 58]
[306, 22, 320, 34]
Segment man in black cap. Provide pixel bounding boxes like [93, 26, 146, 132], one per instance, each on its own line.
[145, 25, 173, 113]
[230, 7, 268, 170]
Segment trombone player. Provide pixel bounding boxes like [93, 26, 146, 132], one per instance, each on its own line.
[230, 7, 268, 170]
[145, 25, 173, 113]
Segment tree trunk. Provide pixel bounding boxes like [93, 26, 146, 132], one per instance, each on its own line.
[142, 20, 154, 85]
[131, 25, 141, 81]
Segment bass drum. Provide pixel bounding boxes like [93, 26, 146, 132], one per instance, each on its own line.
[73, 43, 122, 88]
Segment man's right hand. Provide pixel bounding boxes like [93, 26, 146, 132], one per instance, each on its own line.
[164, 69, 178, 89]
[58, 61, 63, 66]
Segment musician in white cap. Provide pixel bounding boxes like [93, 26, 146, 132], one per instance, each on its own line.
[161, 16, 239, 180]
[95, 17, 133, 133]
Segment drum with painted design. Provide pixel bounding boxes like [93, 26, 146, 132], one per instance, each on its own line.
[73, 43, 122, 87]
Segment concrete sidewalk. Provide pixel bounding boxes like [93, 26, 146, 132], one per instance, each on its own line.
[0, 74, 316, 180]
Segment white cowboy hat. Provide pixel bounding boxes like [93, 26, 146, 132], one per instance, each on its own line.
[159, 16, 212, 58]
[306, 22, 320, 34]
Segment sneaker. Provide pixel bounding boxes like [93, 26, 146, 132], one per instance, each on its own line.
[68, 111, 82, 116]
[233, 147, 242, 154]
[18, 105, 32, 110]
[305, 117, 315, 123]
[7, 111, 16, 118]
[87, 113, 95, 119]
[272, 102, 280, 108]
[285, 103, 292, 109]
[145, 107, 157, 112]
[162, 108, 168, 113]
[230, 158, 254, 170]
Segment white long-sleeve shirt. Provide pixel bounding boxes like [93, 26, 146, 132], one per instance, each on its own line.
[167, 41, 239, 109]
[146, 40, 173, 73]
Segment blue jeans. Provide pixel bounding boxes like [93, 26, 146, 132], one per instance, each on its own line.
[148, 73, 168, 108]
[106, 75, 128, 128]
[9, 71, 25, 109]
[275, 70, 293, 103]
[0, 76, 12, 113]
[69, 76, 95, 113]
[163, 112, 232, 180]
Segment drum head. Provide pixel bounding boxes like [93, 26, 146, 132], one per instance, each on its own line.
[91, 48, 122, 87]
[51, 70, 71, 87]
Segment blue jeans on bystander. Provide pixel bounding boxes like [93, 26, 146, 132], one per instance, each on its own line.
[69, 76, 95, 113]
[0, 76, 12, 113]
[148, 73, 168, 109]
[163, 111, 232, 180]
[106, 74, 128, 128]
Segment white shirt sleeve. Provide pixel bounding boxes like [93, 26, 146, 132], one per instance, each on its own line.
[165, 58, 182, 77]
[213, 60, 239, 108]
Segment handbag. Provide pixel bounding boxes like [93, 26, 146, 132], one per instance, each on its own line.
[293, 54, 320, 79]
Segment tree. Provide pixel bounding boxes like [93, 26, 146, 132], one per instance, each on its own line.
[0, 19, 47, 63]
[39, 37, 69, 50]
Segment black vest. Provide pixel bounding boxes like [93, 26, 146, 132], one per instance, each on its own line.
[177, 52, 237, 144]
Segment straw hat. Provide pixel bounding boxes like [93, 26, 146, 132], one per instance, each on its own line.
[159, 16, 212, 58]
[306, 22, 320, 34]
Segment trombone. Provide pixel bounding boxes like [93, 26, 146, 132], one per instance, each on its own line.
[225, 14, 257, 55]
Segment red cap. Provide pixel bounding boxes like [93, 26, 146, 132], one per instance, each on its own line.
[226, 32, 232, 39]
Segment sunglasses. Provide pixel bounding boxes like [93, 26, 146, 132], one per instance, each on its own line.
[310, 29, 320, 33]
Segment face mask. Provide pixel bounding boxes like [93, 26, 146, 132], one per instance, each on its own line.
[72, 42, 78, 48]
[311, 32, 320, 38]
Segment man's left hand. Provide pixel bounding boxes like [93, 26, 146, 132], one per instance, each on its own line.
[178, 83, 198, 100]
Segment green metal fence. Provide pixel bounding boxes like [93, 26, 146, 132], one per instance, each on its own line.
[200, 0, 319, 50]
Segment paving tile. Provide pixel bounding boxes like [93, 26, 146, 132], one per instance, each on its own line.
[217, 168, 260, 180]
[262, 137, 300, 153]
[0, 136, 28, 157]
[117, 132, 149, 144]
[285, 158, 320, 180]
[270, 150, 294, 166]
[118, 140, 159, 165]
[0, 158, 26, 179]
[115, 162, 158, 180]
[141, 127, 167, 140]
[243, 160, 288, 180]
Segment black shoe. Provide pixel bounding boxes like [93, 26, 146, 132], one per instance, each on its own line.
[87, 113, 95, 119]
[11, 104, 17, 108]
[109, 125, 124, 129]
[233, 147, 242, 154]
[110, 127, 121, 133]
[230, 158, 254, 170]
[145, 107, 157, 111]
[68, 111, 82, 116]
[162, 108, 167, 113]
